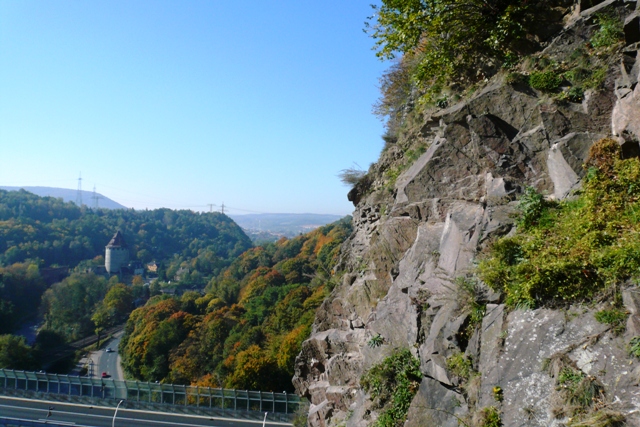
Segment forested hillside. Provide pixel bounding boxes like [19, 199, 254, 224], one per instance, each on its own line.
[119, 218, 351, 391]
[0, 189, 252, 276]
[0, 189, 252, 339]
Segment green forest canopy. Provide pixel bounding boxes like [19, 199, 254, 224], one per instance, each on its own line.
[119, 218, 352, 391]
[0, 188, 252, 279]
[0, 189, 252, 337]
[367, 0, 570, 106]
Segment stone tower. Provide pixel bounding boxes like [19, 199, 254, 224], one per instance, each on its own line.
[105, 230, 129, 275]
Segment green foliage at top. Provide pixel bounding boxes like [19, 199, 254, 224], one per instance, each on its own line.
[0, 189, 252, 282]
[119, 219, 351, 390]
[366, 0, 565, 100]
[361, 348, 421, 427]
[479, 139, 640, 308]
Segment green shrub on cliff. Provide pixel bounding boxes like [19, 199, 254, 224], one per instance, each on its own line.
[478, 406, 502, 427]
[590, 14, 624, 49]
[529, 71, 563, 92]
[594, 307, 628, 334]
[479, 138, 640, 308]
[361, 348, 421, 427]
[366, 0, 568, 100]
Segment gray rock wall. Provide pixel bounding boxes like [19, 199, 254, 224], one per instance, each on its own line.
[294, 1, 640, 425]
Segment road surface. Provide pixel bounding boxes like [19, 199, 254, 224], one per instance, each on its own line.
[96, 333, 124, 381]
[0, 396, 293, 427]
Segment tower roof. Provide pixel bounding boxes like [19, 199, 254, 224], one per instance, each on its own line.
[107, 230, 128, 248]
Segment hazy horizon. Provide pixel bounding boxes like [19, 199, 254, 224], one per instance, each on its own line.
[0, 1, 387, 216]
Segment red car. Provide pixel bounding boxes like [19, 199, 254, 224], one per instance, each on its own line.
[101, 372, 110, 378]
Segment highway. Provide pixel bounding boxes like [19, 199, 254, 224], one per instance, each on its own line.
[0, 396, 293, 427]
[96, 333, 124, 381]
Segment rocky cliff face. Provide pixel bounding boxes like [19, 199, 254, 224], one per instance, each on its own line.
[294, 1, 640, 426]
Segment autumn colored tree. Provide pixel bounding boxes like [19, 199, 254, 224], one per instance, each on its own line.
[225, 345, 284, 391]
[120, 218, 352, 390]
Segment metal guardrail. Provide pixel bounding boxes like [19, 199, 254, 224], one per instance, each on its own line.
[0, 417, 94, 427]
[0, 370, 305, 422]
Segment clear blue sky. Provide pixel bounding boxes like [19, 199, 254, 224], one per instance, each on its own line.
[0, 1, 387, 215]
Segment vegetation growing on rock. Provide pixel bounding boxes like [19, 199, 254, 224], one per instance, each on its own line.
[298, 0, 640, 425]
[479, 138, 640, 308]
[542, 353, 617, 425]
[361, 348, 422, 427]
[594, 307, 628, 335]
[445, 351, 474, 381]
[476, 406, 502, 427]
[366, 0, 569, 102]
[528, 70, 563, 92]
[629, 336, 640, 358]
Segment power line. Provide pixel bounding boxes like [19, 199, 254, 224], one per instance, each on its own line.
[91, 185, 103, 209]
[5, 176, 316, 214]
[89, 184, 266, 213]
[75, 173, 83, 207]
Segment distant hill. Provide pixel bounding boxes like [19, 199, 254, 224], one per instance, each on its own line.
[0, 187, 252, 274]
[0, 186, 128, 210]
[229, 213, 345, 241]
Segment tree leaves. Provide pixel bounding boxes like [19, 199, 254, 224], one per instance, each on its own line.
[119, 218, 352, 390]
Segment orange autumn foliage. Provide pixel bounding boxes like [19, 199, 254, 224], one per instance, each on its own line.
[120, 217, 352, 390]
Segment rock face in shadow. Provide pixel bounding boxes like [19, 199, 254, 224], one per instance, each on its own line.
[294, 2, 640, 426]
